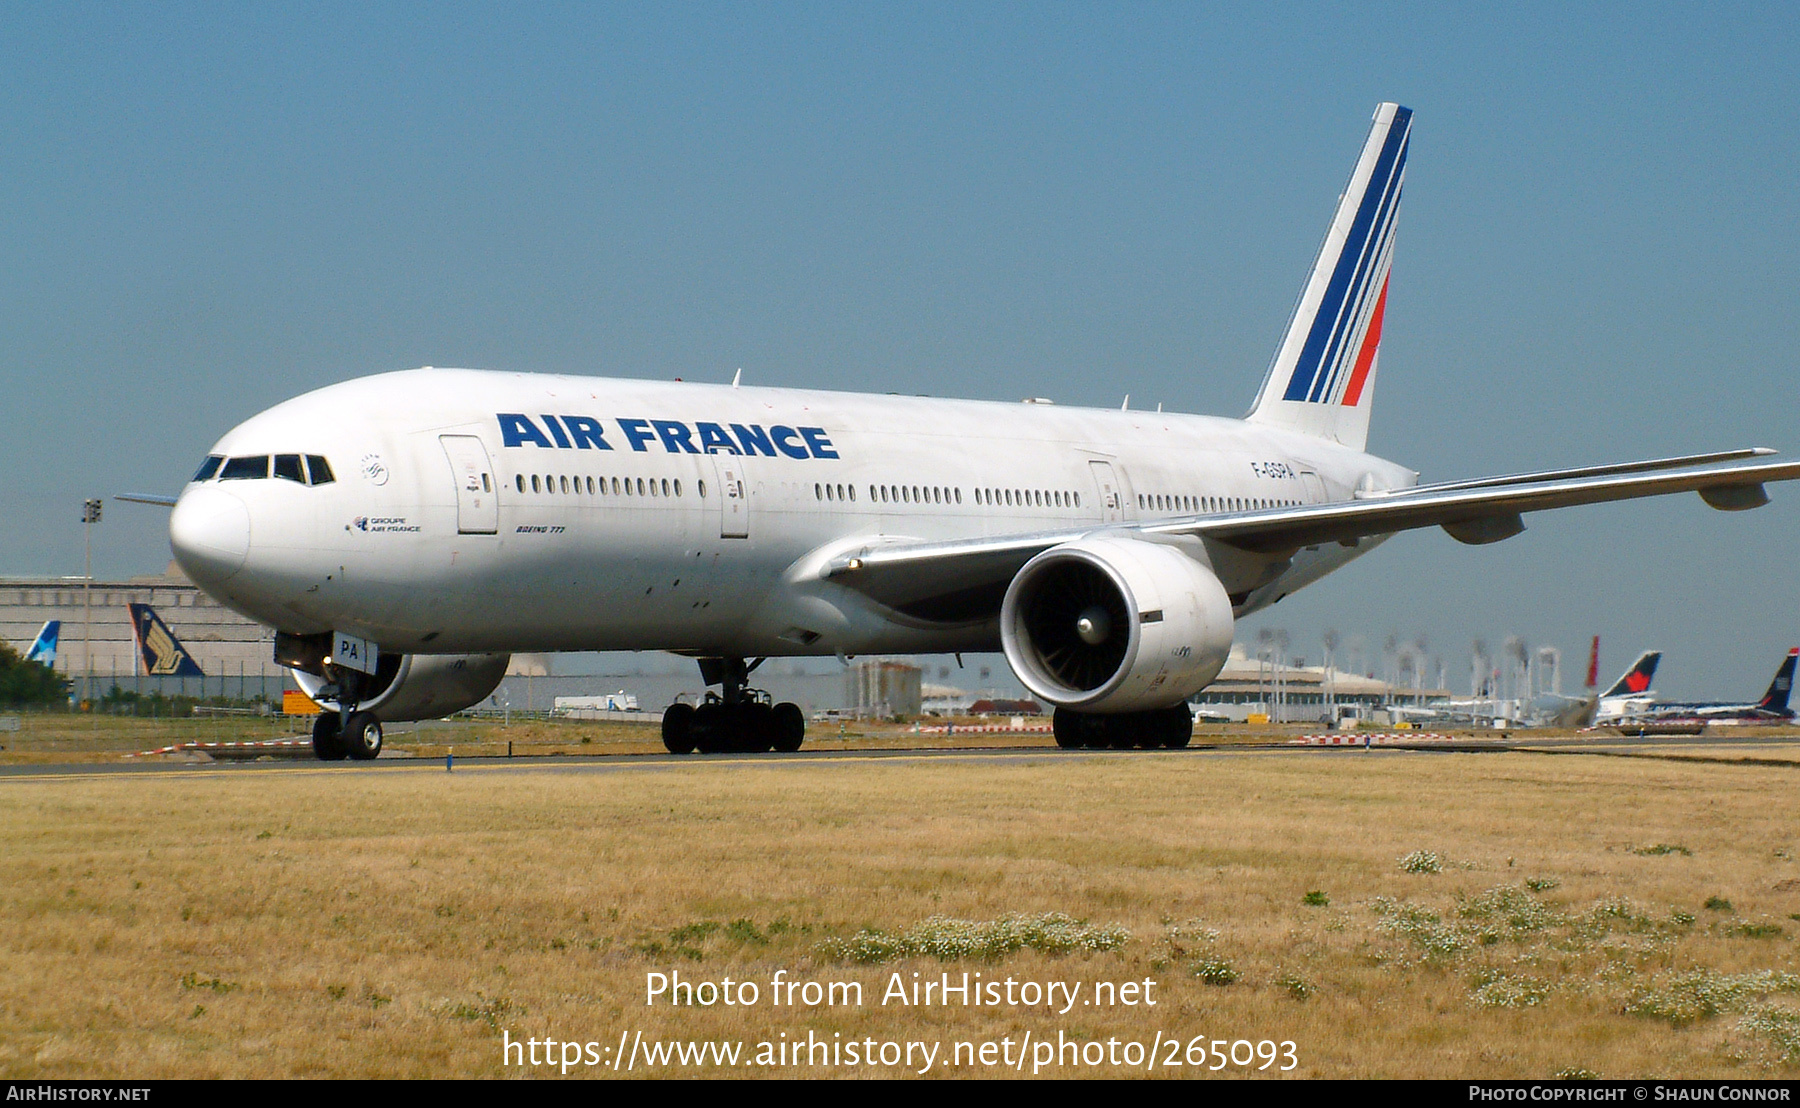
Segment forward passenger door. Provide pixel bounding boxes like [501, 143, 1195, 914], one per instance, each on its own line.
[440, 435, 499, 535]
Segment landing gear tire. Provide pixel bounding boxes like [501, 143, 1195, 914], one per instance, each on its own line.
[1054, 706, 1191, 751]
[1053, 707, 1112, 750]
[344, 711, 383, 761]
[770, 702, 805, 752]
[311, 713, 347, 761]
[1161, 704, 1194, 749]
[746, 702, 776, 753]
[662, 702, 697, 754]
[691, 702, 726, 753]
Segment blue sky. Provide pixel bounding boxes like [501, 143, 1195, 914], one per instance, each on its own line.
[4, 3, 1797, 697]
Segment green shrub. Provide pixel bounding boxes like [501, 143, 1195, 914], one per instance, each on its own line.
[1399, 850, 1443, 874]
[819, 913, 1130, 964]
[1191, 955, 1238, 985]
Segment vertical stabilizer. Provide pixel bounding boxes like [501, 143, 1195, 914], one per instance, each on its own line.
[1757, 648, 1798, 712]
[25, 620, 59, 667]
[1602, 651, 1661, 698]
[1247, 102, 1412, 451]
[129, 603, 205, 677]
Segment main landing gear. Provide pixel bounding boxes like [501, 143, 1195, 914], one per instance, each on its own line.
[311, 710, 383, 760]
[1052, 703, 1193, 751]
[662, 656, 805, 755]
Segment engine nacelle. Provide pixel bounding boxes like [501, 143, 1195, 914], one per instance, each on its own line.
[292, 653, 510, 722]
[1001, 536, 1233, 713]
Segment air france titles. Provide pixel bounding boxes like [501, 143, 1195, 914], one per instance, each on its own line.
[497, 414, 839, 460]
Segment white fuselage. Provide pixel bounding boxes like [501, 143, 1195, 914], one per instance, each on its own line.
[169, 368, 1416, 659]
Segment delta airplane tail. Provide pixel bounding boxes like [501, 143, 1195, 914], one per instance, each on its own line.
[1756, 648, 1798, 713]
[128, 603, 205, 677]
[1601, 651, 1661, 698]
[24, 620, 59, 667]
[1247, 102, 1411, 451]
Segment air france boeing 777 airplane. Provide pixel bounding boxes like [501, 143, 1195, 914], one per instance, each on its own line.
[156, 103, 1800, 761]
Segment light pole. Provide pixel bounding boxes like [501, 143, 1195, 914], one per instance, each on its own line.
[82, 498, 102, 708]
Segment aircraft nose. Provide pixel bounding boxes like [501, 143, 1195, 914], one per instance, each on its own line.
[170, 486, 250, 585]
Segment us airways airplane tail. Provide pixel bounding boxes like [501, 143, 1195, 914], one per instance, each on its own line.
[128, 603, 205, 678]
[159, 102, 1800, 762]
[1634, 648, 1798, 725]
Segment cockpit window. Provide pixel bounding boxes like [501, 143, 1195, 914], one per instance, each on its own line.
[219, 455, 270, 480]
[305, 456, 335, 486]
[193, 455, 224, 482]
[274, 454, 305, 483]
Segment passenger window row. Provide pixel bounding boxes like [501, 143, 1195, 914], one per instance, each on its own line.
[975, 487, 1080, 509]
[513, 473, 701, 499]
[869, 484, 961, 506]
[1138, 493, 1298, 513]
[194, 454, 334, 486]
[815, 485, 1086, 509]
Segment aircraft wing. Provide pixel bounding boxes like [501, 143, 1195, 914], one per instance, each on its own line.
[1180, 454, 1800, 553]
[820, 453, 1800, 615]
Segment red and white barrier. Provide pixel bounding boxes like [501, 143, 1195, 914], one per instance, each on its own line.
[131, 739, 315, 759]
[1289, 733, 1457, 745]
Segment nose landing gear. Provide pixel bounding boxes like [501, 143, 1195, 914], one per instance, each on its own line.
[662, 656, 806, 755]
[309, 666, 383, 761]
[311, 710, 384, 760]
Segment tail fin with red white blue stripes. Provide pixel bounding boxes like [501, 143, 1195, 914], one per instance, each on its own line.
[1247, 102, 1411, 451]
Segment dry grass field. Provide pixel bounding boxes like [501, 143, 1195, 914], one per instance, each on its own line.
[2, 746, 1798, 1079]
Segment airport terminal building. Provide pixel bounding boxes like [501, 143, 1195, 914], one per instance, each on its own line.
[0, 564, 284, 700]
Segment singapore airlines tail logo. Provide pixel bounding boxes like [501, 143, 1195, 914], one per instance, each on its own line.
[128, 604, 205, 678]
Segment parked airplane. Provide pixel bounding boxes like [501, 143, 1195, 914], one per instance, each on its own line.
[1590, 650, 1663, 725]
[155, 103, 1800, 762]
[1504, 649, 1662, 728]
[23, 620, 59, 668]
[1628, 648, 1797, 725]
[128, 603, 205, 678]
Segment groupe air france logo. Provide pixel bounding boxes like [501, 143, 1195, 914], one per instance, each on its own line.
[352, 515, 419, 533]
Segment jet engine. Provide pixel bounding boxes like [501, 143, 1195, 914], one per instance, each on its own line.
[290, 652, 510, 722]
[1000, 536, 1233, 713]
